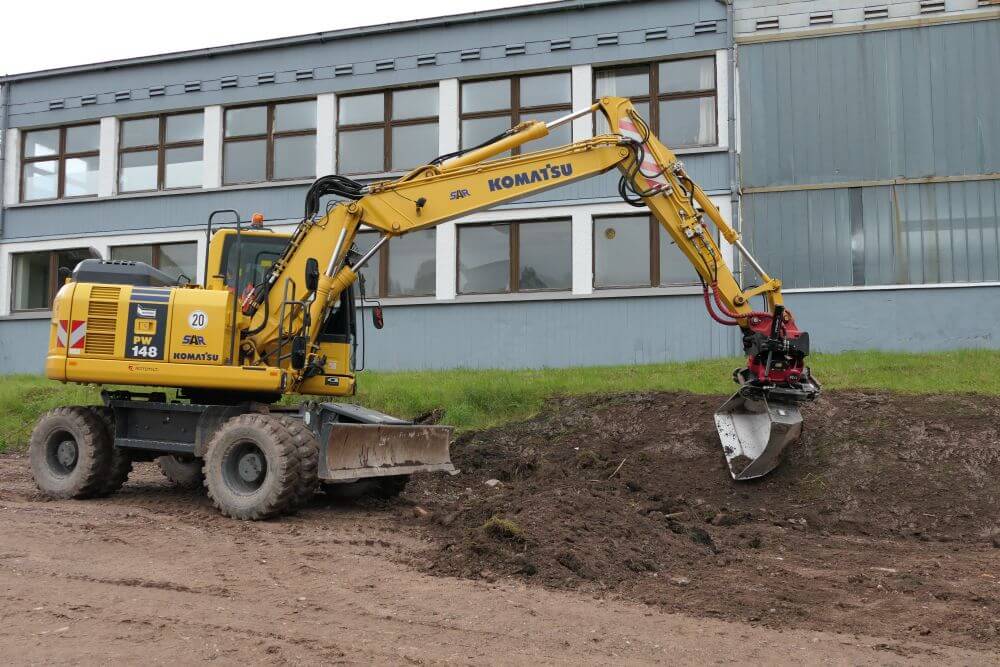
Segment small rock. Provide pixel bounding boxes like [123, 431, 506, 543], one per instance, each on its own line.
[687, 526, 719, 553]
[669, 575, 691, 586]
[485, 479, 502, 488]
[412, 506, 431, 520]
[711, 512, 739, 527]
[437, 511, 459, 527]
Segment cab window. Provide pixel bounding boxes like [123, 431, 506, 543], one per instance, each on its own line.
[219, 235, 288, 290]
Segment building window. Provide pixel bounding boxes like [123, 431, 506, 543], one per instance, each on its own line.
[11, 248, 97, 311]
[353, 229, 436, 297]
[110, 242, 198, 282]
[337, 87, 439, 175]
[223, 100, 316, 185]
[460, 72, 572, 156]
[119, 112, 204, 192]
[21, 124, 100, 201]
[457, 219, 572, 294]
[593, 215, 701, 289]
[595, 56, 717, 148]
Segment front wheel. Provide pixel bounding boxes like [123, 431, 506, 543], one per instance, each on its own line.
[203, 414, 300, 520]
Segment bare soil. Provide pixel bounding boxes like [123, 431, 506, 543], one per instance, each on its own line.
[408, 391, 1000, 651]
[0, 389, 998, 664]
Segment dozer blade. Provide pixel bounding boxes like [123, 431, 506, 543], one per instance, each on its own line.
[320, 423, 456, 481]
[714, 392, 803, 481]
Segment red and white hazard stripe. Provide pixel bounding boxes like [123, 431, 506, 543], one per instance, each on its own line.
[618, 116, 671, 194]
[56, 320, 86, 353]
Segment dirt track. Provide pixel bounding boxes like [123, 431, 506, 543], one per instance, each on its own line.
[1, 390, 999, 664]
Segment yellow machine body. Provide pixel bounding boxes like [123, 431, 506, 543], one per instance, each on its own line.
[46, 228, 355, 397]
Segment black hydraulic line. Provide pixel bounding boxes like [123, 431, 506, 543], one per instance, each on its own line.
[429, 128, 517, 166]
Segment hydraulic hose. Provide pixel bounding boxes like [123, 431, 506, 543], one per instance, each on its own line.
[702, 283, 739, 326]
[709, 282, 770, 323]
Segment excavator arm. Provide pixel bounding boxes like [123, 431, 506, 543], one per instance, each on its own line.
[240, 96, 820, 479]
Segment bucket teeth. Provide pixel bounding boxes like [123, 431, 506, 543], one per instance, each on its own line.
[715, 392, 803, 480]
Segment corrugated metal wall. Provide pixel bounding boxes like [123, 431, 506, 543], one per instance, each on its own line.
[743, 179, 1000, 288]
[739, 20, 1000, 187]
[738, 19, 1000, 290]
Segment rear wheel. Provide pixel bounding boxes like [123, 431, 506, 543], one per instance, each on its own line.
[157, 455, 204, 489]
[29, 407, 111, 499]
[203, 414, 300, 520]
[87, 406, 132, 496]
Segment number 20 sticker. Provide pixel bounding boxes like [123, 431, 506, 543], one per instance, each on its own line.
[188, 310, 208, 330]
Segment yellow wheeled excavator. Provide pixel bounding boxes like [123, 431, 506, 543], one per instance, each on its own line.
[30, 97, 819, 519]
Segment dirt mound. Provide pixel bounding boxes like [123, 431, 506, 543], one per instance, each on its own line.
[404, 391, 1000, 649]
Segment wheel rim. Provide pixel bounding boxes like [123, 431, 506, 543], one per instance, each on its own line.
[46, 430, 78, 476]
[222, 441, 267, 493]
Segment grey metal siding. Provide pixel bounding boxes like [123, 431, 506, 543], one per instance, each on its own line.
[0, 294, 741, 374]
[742, 179, 1000, 289]
[4, 287, 996, 375]
[739, 20, 1000, 188]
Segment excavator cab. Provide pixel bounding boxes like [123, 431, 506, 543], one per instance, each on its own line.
[204, 226, 361, 395]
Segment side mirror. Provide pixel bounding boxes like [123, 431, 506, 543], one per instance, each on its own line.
[291, 336, 307, 369]
[372, 305, 384, 330]
[304, 258, 320, 292]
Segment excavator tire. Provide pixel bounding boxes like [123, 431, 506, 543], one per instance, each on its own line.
[275, 415, 319, 510]
[157, 455, 205, 490]
[86, 406, 133, 496]
[203, 414, 301, 520]
[29, 406, 111, 499]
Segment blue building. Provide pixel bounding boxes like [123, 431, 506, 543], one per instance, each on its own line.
[0, 0, 996, 373]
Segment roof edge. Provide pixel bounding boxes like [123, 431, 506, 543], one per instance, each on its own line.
[1, 0, 635, 83]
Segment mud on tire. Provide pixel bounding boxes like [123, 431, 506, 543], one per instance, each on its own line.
[87, 406, 133, 496]
[157, 455, 205, 490]
[275, 415, 320, 510]
[203, 414, 301, 520]
[29, 406, 112, 499]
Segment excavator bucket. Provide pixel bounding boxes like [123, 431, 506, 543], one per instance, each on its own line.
[320, 423, 456, 481]
[714, 392, 803, 481]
